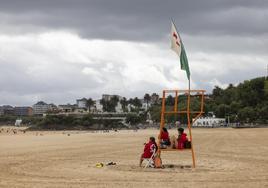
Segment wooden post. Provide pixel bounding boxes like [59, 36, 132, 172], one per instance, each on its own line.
[158, 90, 166, 156]
[201, 91, 204, 113]
[187, 90, 196, 168]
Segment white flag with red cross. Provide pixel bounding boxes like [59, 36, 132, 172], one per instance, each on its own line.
[171, 21, 190, 80]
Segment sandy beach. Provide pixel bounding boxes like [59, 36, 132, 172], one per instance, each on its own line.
[0, 127, 267, 188]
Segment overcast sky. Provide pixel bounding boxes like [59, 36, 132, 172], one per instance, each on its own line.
[0, 0, 267, 106]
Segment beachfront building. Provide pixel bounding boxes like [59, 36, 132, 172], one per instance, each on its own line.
[76, 98, 87, 109]
[14, 107, 33, 116]
[140, 99, 152, 111]
[192, 117, 225, 127]
[127, 104, 136, 112]
[33, 101, 50, 115]
[115, 102, 123, 113]
[58, 104, 77, 113]
[93, 99, 103, 113]
[48, 103, 58, 113]
[0, 105, 14, 115]
[101, 94, 123, 113]
[151, 93, 160, 104]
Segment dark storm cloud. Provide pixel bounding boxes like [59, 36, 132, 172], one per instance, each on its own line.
[0, 0, 267, 41]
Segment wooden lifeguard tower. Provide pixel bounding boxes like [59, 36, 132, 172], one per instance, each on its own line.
[157, 89, 205, 168]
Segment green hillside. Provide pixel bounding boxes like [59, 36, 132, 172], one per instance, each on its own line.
[149, 77, 268, 124]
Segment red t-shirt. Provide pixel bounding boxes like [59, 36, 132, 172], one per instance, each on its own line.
[178, 133, 188, 149]
[161, 131, 169, 141]
[143, 141, 156, 158]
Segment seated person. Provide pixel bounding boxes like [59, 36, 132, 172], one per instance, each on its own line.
[139, 137, 158, 167]
[160, 127, 171, 148]
[177, 127, 188, 149]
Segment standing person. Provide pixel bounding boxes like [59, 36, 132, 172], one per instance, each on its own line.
[160, 127, 171, 148]
[177, 128, 188, 149]
[139, 137, 157, 167]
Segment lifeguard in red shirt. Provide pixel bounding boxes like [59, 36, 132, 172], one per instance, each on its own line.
[177, 128, 188, 149]
[139, 137, 157, 167]
[160, 127, 171, 148]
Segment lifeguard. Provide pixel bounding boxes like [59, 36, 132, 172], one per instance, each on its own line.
[139, 137, 157, 167]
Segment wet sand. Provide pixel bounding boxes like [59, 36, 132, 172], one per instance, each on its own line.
[0, 127, 267, 187]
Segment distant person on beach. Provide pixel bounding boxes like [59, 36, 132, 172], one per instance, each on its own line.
[177, 128, 188, 149]
[139, 137, 157, 167]
[160, 127, 171, 148]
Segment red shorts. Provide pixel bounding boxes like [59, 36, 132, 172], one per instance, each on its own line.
[142, 153, 152, 159]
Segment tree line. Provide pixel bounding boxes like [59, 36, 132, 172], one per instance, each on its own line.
[1, 77, 267, 129]
[207, 77, 268, 124]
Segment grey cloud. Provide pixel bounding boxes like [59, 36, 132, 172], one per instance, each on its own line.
[0, 0, 267, 41]
[184, 34, 268, 56]
[0, 0, 267, 106]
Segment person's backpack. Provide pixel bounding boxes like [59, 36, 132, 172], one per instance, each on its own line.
[154, 155, 162, 168]
[184, 140, 191, 149]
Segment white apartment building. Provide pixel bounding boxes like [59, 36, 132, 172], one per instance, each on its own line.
[94, 99, 103, 113]
[115, 102, 123, 113]
[192, 117, 225, 127]
[140, 99, 151, 111]
[33, 101, 50, 115]
[58, 104, 76, 113]
[76, 98, 87, 108]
